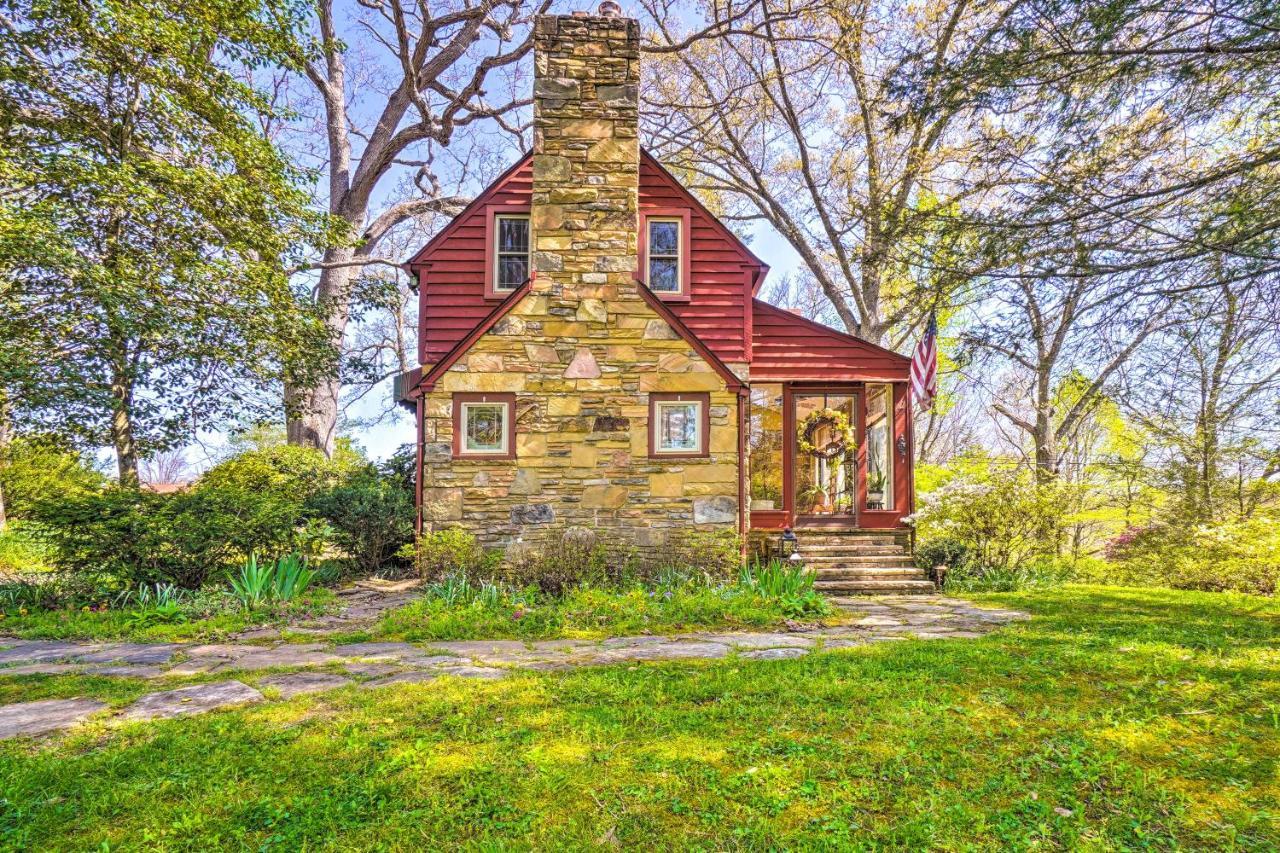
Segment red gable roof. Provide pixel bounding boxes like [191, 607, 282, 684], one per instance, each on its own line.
[750, 299, 910, 382]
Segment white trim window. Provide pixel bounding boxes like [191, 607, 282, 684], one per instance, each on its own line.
[494, 214, 530, 293]
[646, 218, 682, 294]
[461, 401, 510, 455]
[652, 397, 705, 456]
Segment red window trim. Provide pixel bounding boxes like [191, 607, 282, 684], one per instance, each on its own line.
[483, 206, 530, 301]
[648, 392, 711, 459]
[452, 392, 517, 460]
[639, 209, 692, 302]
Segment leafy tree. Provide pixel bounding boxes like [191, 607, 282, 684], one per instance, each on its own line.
[0, 0, 332, 485]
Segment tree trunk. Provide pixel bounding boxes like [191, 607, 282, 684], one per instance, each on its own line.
[109, 365, 140, 488]
[284, 246, 355, 456]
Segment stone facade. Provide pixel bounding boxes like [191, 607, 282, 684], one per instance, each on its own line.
[419, 12, 743, 552]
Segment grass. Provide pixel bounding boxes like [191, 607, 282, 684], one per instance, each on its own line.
[352, 584, 837, 644]
[0, 584, 1277, 848]
[0, 588, 339, 642]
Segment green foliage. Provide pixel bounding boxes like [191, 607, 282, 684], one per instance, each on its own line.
[942, 557, 1071, 593]
[1107, 515, 1280, 595]
[915, 462, 1074, 574]
[0, 436, 104, 520]
[502, 530, 613, 597]
[304, 460, 414, 575]
[738, 558, 829, 616]
[199, 445, 355, 504]
[913, 536, 970, 574]
[0, 524, 53, 574]
[0, 0, 333, 474]
[32, 485, 298, 589]
[415, 529, 491, 581]
[229, 553, 315, 610]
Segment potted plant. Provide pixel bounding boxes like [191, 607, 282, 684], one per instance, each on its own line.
[867, 471, 887, 510]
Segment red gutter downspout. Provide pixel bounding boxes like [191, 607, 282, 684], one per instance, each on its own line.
[415, 395, 425, 536]
[737, 385, 749, 557]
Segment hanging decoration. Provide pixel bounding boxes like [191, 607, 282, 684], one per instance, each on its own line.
[797, 407, 856, 460]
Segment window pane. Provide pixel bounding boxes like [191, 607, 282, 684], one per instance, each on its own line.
[865, 384, 894, 510]
[497, 255, 528, 290]
[749, 384, 783, 510]
[464, 403, 506, 452]
[649, 220, 679, 256]
[658, 402, 699, 451]
[649, 258, 679, 292]
[497, 217, 528, 253]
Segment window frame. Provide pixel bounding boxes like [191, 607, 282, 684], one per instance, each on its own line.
[639, 210, 692, 301]
[648, 392, 710, 459]
[452, 393, 517, 459]
[484, 207, 531, 300]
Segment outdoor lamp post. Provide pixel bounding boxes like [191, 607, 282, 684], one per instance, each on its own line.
[780, 528, 801, 562]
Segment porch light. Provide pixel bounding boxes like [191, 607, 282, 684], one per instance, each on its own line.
[780, 527, 801, 562]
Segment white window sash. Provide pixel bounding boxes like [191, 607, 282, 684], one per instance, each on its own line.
[461, 402, 510, 454]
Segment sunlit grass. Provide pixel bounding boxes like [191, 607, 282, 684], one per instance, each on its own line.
[0, 585, 1276, 848]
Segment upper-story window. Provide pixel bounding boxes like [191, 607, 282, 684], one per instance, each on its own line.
[493, 214, 529, 294]
[646, 218, 682, 295]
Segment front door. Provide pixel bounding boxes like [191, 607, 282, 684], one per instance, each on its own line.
[790, 389, 859, 526]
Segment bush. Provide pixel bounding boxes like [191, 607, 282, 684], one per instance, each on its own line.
[503, 529, 611, 596]
[199, 445, 351, 506]
[33, 485, 299, 589]
[0, 524, 53, 574]
[415, 528, 492, 580]
[941, 556, 1070, 593]
[0, 435, 104, 520]
[915, 465, 1073, 573]
[305, 457, 415, 575]
[1107, 516, 1280, 595]
[914, 535, 971, 579]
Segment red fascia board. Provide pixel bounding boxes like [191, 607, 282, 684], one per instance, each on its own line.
[414, 280, 532, 394]
[752, 299, 912, 366]
[637, 279, 748, 393]
[404, 153, 533, 269]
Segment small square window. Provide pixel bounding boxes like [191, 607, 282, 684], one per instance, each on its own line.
[454, 394, 515, 458]
[646, 218, 682, 294]
[494, 215, 529, 293]
[649, 393, 709, 457]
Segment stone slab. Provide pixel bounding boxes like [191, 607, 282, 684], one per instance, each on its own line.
[333, 642, 423, 660]
[0, 697, 109, 739]
[740, 647, 810, 660]
[122, 681, 264, 721]
[259, 672, 353, 698]
[72, 644, 182, 665]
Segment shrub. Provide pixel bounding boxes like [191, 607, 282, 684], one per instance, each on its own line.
[655, 529, 741, 582]
[1107, 516, 1280, 595]
[503, 529, 611, 596]
[941, 556, 1070, 593]
[0, 435, 104, 520]
[0, 524, 53, 574]
[33, 485, 299, 589]
[915, 465, 1073, 573]
[304, 461, 414, 575]
[199, 445, 355, 504]
[415, 528, 491, 580]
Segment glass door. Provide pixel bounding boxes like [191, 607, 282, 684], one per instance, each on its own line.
[792, 391, 858, 523]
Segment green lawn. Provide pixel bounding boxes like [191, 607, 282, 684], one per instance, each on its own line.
[1, 585, 1277, 849]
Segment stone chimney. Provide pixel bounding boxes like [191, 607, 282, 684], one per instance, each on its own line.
[530, 10, 640, 297]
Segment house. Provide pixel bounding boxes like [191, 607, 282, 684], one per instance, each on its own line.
[397, 7, 931, 592]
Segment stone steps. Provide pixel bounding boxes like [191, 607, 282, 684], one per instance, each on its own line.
[814, 579, 938, 594]
[795, 528, 934, 595]
[814, 566, 925, 579]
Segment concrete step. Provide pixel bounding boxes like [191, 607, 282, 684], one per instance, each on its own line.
[799, 535, 908, 548]
[815, 579, 937, 594]
[815, 567, 926, 580]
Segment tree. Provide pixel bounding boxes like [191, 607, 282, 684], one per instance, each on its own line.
[641, 0, 1017, 345]
[280, 0, 545, 454]
[0, 0, 330, 485]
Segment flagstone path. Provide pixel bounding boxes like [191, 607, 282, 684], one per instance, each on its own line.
[0, 595, 1027, 740]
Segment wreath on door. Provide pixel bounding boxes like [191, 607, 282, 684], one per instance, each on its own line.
[797, 408, 856, 459]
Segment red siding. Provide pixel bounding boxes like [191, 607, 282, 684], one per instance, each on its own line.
[410, 151, 764, 367]
[750, 300, 911, 381]
[414, 158, 534, 364]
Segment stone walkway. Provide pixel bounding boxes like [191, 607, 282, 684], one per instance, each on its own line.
[0, 596, 1027, 740]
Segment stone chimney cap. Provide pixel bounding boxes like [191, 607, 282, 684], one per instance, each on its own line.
[597, 0, 622, 17]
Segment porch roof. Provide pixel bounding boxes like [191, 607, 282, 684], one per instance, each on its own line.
[749, 299, 911, 383]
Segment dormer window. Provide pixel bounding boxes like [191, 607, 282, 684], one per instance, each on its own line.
[641, 210, 691, 300]
[494, 214, 529, 293]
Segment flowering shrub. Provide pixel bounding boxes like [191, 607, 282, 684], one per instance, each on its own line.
[1107, 516, 1280, 595]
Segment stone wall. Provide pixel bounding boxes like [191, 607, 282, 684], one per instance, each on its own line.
[418, 13, 742, 552]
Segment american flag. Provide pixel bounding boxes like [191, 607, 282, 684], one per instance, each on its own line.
[911, 312, 938, 411]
